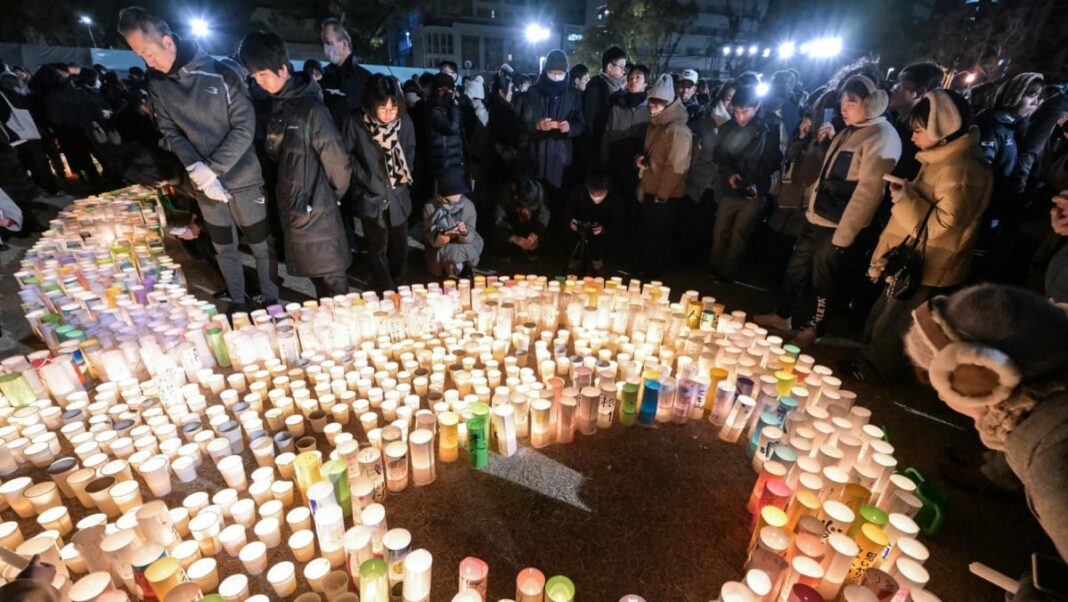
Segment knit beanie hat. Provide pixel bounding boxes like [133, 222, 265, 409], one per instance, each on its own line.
[463, 78, 484, 100]
[544, 50, 569, 74]
[842, 75, 888, 120]
[649, 73, 676, 103]
[995, 72, 1043, 110]
[436, 170, 469, 197]
[494, 64, 514, 91]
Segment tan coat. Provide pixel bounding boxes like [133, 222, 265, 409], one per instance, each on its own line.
[638, 99, 692, 201]
[872, 129, 993, 288]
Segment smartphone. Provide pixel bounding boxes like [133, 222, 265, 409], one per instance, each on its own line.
[1034, 553, 1068, 597]
[822, 108, 835, 124]
[882, 174, 906, 185]
[168, 226, 191, 238]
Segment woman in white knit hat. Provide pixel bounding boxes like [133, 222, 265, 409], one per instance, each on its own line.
[846, 89, 992, 382]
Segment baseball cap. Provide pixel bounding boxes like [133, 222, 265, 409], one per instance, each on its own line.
[681, 69, 699, 85]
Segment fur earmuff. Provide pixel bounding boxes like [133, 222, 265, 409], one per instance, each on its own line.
[928, 342, 1021, 408]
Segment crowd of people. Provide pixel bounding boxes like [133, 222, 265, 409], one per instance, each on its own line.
[1, 5, 1068, 595]
[0, 9, 1065, 369]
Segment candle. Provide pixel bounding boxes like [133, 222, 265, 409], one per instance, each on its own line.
[847, 523, 890, 585]
[384, 441, 409, 493]
[217, 455, 247, 491]
[239, 540, 269, 575]
[408, 429, 436, 486]
[530, 400, 552, 448]
[144, 556, 187, 600]
[402, 549, 432, 602]
[24, 482, 62, 515]
[218, 574, 250, 602]
[544, 575, 575, 602]
[254, 517, 282, 548]
[220, 524, 247, 556]
[188, 557, 218, 592]
[458, 556, 488, 599]
[516, 567, 545, 602]
[0, 476, 35, 518]
[304, 557, 332, 592]
[139, 456, 173, 496]
[466, 416, 488, 468]
[492, 405, 517, 457]
[359, 558, 389, 602]
[267, 561, 298, 597]
[37, 506, 73, 536]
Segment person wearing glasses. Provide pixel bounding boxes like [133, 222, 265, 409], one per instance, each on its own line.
[582, 46, 628, 168]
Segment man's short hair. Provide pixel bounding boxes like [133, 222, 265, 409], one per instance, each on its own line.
[601, 46, 626, 70]
[900, 62, 944, 94]
[320, 18, 351, 47]
[570, 64, 589, 82]
[117, 6, 173, 40]
[439, 60, 458, 73]
[238, 31, 291, 74]
[628, 64, 650, 80]
[731, 85, 761, 108]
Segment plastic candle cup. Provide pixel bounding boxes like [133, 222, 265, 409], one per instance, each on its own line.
[359, 558, 389, 602]
[467, 416, 488, 468]
[219, 524, 247, 556]
[0, 476, 36, 518]
[492, 405, 518, 457]
[239, 540, 269, 575]
[322, 459, 352, 517]
[891, 557, 930, 593]
[267, 561, 298, 597]
[294, 451, 324, 503]
[438, 412, 460, 462]
[408, 429, 436, 486]
[323, 570, 350, 599]
[304, 557, 331, 592]
[820, 500, 856, 542]
[402, 548, 432, 602]
[383, 528, 412, 585]
[619, 382, 638, 426]
[187, 557, 218, 592]
[288, 529, 316, 562]
[847, 523, 890, 585]
[530, 400, 552, 448]
[637, 380, 659, 426]
[218, 574, 249, 602]
[254, 517, 282, 548]
[516, 567, 546, 601]
[748, 505, 788, 553]
[458, 556, 488, 599]
[144, 556, 186, 600]
[545, 575, 575, 602]
[848, 504, 889, 538]
[25, 482, 62, 515]
[216, 455, 247, 491]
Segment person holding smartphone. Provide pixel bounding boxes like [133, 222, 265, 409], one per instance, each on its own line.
[755, 75, 901, 346]
[846, 90, 991, 383]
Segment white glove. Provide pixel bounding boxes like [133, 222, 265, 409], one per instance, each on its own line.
[186, 161, 218, 191]
[201, 179, 230, 203]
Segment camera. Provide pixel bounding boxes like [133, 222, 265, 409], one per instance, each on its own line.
[575, 220, 598, 231]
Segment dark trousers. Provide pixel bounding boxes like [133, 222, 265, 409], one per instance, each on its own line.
[710, 195, 762, 280]
[16, 140, 59, 194]
[312, 271, 350, 299]
[638, 195, 680, 278]
[777, 221, 852, 332]
[861, 285, 948, 380]
[362, 207, 408, 292]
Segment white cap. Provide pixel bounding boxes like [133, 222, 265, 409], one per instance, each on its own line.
[681, 69, 700, 84]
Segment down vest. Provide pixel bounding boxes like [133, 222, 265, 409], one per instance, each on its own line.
[265, 74, 352, 278]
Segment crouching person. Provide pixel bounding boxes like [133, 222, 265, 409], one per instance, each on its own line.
[423, 171, 483, 277]
[238, 31, 352, 298]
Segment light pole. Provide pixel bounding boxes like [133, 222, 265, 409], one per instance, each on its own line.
[79, 16, 97, 48]
[525, 23, 551, 73]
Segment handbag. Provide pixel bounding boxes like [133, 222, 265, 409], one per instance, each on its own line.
[1, 91, 40, 144]
[878, 201, 937, 300]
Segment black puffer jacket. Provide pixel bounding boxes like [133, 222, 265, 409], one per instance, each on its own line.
[977, 109, 1021, 213]
[427, 99, 465, 179]
[265, 74, 352, 278]
[344, 111, 416, 227]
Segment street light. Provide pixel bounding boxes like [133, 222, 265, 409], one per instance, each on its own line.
[735, 46, 743, 56]
[805, 36, 842, 58]
[748, 44, 758, 55]
[756, 82, 770, 97]
[79, 15, 97, 48]
[722, 46, 731, 56]
[190, 17, 211, 39]
[761, 48, 771, 58]
[777, 41, 795, 59]
[525, 23, 551, 44]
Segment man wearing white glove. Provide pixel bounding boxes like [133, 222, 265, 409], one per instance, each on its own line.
[119, 7, 279, 313]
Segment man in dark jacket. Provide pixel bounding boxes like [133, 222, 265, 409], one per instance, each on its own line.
[481, 66, 521, 218]
[709, 85, 783, 283]
[678, 69, 706, 125]
[239, 31, 352, 299]
[521, 49, 585, 214]
[1013, 90, 1068, 197]
[581, 46, 627, 167]
[427, 72, 466, 189]
[889, 62, 944, 181]
[119, 6, 278, 312]
[494, 177, 551, 262]
[978, 72, 1043, 215]
[320, 18, 372, 127]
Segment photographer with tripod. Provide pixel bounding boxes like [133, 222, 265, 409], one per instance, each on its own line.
[566, 172, 619, 274]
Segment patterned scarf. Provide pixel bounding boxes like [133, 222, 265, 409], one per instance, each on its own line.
[363, 112, 412, 188]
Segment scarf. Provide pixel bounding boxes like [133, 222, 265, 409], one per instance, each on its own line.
[363, 112, 411, 189]
[534, 73, 570, 96]
[601, 72, 625, 92]
[622, 91, 646, 109]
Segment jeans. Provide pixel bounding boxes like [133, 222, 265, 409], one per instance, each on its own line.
[777, 221, 853, 332]
[710, 195, 762, 280]
[362, 207, 409, 292]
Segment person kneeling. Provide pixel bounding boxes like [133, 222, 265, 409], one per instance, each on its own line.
[424, 171, 483, 277]
[238, 31, 353, 299]
[566, 172, 619, 274]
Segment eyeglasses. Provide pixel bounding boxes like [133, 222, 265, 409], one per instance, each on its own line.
[609, 62, 627, 71]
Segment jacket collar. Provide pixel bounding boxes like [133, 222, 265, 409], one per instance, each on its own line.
[650, 98, 687, 126]
[165, 36, 205, 77]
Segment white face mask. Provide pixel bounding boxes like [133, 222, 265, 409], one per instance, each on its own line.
[590, 193, 607, 204]
[323, 44, 342, 66]
[548, 73, 566, 82]
[405, 92, 420, 107]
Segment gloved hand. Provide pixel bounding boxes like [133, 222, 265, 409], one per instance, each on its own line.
[186, 161, 218, 191]
[201, 178, 230, 203]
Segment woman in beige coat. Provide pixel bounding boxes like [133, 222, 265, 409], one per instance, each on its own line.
[848, 89, 993, 382]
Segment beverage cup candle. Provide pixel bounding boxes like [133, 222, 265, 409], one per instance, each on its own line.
[85, 476, 121, 518]
[354, 558, 388, 602]
[776, 556, 824, 602]
[744, 569, 772, 600]
[0, 476, 35, 518]
[0, 521, 24, 548]
[267, 561, 298, 597]
[25, 482, 61, 515]
[287, 506, 313, 532]
[220, 524, 247, 556]
[516, 567, 546, 602]
[819, 532, 861, 600]
[747, 461, 787, 514]
[492, 405, 518, 457]
[188, 510, 223, 555]
[846, 523, 889, 585]
[819, 500, 856, 542]
[880, 513, 920, 564]
[289, 529, 317, 562]
[361, 504, 388, 554]
[305, 557, 332, 592]
[144, 556, 187, 601]
[219, 574, 250, 602]
[344, 526, 374, 577]
[467, 416, 488, 468]
[139, 456, 173, 497]
[384, 441, 409, 492]
[37, 506, 73, 536]
[890, 557, 930, 593]
[545, 575, 575, 602]
[530, 400, 552, 448]
[255, 517, 282, 548]
[875, 473, 918, 510]
[888, 536, 929, 573]
[459, 556, 489, 599]
[69, 572, 115, 602]
[217, 455, 247, 491]
[402, 549, 433, 602]
[109, 480, 142, 514]
[239, 540, 269, 575]
[188, 557, 218, 592]
[556, 397, 576, 443]
[748, 505, 788, 553]
[409, 429, 436, 486]
[324, 570, 350, 600]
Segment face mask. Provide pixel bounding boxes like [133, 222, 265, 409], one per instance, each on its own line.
[548, 73, 566, 82]
[590, 193, 607, 204]
[405, 92, 420, 107]
[519, 84, 529, 92]
[323, 45, 341, 65]
[94, 80, 102, 90]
